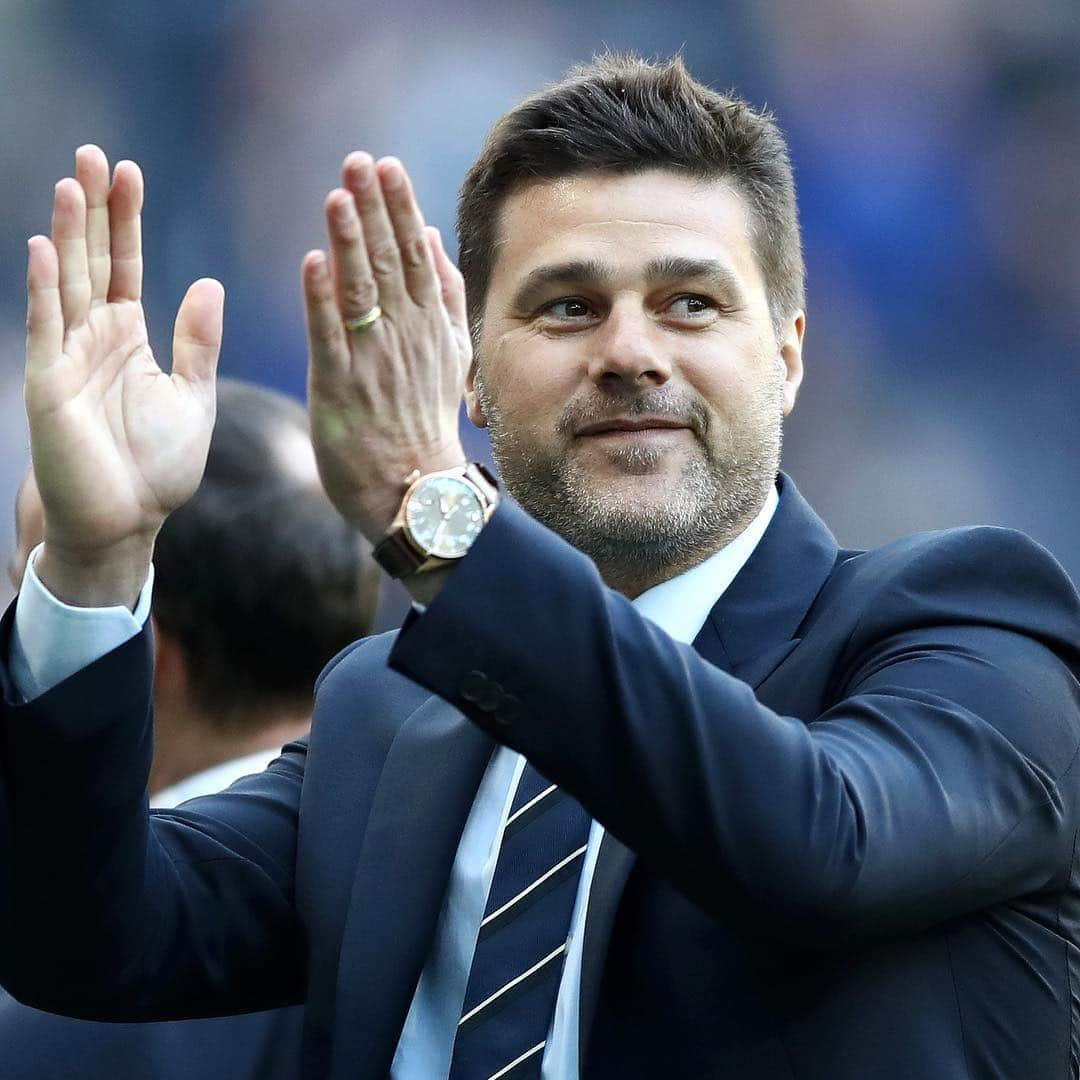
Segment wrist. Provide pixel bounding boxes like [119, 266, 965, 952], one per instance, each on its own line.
[343, 450, 470, 541]
[401, 565, 453, 606]
[35, 533, 156, 610]
[372, 462, 498, 581]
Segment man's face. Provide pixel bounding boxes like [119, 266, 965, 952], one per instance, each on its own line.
[468, 169, 804, 588]
[8, 471, 44, 591]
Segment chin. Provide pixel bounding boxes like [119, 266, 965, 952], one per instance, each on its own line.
[586, 474, 676, 513]
[586, 441, 692, 478]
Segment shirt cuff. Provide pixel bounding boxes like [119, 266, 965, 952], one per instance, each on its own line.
[9, 544, 154, 702]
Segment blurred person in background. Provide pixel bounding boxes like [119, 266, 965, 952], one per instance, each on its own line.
[0, 379, 380, 1079]
[3, 53, 1080, 1080]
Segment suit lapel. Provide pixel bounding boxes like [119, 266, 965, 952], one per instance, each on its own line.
[577, 830, 634, 1064]
[577, 474, 838, 1068]
[331, 697, 493, 1080]
[693, 473, 838, 686]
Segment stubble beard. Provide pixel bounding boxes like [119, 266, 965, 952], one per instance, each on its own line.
[475, 365, 785, 593]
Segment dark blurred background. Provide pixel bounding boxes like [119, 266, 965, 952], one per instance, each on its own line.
[3, 0, 1078, 614]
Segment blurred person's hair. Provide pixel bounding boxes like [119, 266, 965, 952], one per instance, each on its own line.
[150, 380, 379, 728]
[457, 52, 804, 339]
[205, 379, 317, 487]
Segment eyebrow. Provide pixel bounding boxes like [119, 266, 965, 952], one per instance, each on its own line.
[643, 256, 744, 297]
[509, 260, 611, 312]
[509, 255, 745, 312]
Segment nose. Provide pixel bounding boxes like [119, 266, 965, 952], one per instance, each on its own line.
[586, 298, 671, 390]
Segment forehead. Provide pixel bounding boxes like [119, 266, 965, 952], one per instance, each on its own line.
[488, 169, 762, 294]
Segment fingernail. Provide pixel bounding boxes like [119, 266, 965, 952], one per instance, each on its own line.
[346, 152, 374, 188]
[380, 160, 404, 191]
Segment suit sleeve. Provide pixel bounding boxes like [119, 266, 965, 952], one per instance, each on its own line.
[9, 547, 151, 702]
[0, 607, 306, 1020]
[389, 502, 1080, 946]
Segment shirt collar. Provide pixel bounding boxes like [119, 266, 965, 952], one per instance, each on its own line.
[150, 746, 287, 809]
[632, 484, 779, 646]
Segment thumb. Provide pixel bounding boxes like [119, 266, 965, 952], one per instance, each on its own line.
[172, 278, 224, 392]
[426, 227, 469, 337]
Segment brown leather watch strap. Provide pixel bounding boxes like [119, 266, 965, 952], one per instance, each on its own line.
[372, 530, 424, 578]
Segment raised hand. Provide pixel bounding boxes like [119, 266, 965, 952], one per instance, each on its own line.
[302, 153, 470, 544]
[25, 146, 223, 606]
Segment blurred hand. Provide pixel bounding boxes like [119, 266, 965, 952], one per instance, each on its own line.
[302, 153, 469, 544]
[25, 145, 223, 607]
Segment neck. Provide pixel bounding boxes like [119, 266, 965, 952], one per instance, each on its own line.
[597, 497, 769, 599]
[596, 537, 727, 599]
[149, 704, 311, 797]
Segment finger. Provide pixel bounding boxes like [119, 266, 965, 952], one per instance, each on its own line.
[74, 145, 112, 306]
[107, 160, 144, 301]
[302, 249, 350, 378]
[51, 178, 91, 328]
[324, 188, 380, 328]
[426, 226, 469, 335]
[25, 236, 63, 375]
[376, 157, 439, 307]
[341, 151, 405, 306]
[171, 278, 224, 396]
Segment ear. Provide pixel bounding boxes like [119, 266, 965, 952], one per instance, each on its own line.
[151, 617, 189, 701]
[464, 358, 488, 429]
[778, 311, 805, 417]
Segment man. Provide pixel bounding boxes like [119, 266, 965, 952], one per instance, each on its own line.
[0, 380, 380, 1078]
[3, 55, 1080, 1079]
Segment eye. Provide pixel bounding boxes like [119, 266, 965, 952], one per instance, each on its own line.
[543, 298, 594, 320]
[666, 295, 716, 319]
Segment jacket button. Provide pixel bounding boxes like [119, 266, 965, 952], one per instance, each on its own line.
[493, 694, 522, 726]
[461, 670, 503, 713]
[461, 670, 489, 704]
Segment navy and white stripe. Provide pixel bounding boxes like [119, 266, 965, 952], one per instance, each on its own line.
[449, 763, 591, 1080]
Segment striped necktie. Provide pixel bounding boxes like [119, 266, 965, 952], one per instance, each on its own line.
[449, 760, 592, 1080]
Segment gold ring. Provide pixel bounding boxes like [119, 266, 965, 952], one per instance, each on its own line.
[344, 304, 382, 332]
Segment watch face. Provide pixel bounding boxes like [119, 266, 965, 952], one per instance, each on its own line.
[405, 475, 486, 559]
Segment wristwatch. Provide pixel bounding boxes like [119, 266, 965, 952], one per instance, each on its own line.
[372, 463, 500, 579]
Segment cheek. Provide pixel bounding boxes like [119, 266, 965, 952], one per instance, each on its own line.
[484, 335, 580, 428]
[681, 350, 750, 412]
[682, 337, 781, 421]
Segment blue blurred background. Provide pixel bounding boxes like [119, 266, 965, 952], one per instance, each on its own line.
[2, 0, 1078, 612]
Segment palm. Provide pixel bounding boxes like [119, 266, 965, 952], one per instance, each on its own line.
[29, 301, 208, 549]
[25, 147, 222, 558]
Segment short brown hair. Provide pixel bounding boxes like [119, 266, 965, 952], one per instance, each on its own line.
[457, 53, 804, 339]
[151, 380, 380, 727]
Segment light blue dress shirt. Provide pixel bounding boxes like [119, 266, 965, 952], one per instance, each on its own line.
[10, 486, 778, 1079]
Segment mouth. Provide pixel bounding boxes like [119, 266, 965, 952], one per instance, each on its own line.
[575, 417, 692, 438]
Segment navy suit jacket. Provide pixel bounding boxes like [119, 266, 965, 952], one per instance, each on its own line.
[0, 994, 303, 1080]
[2, 475, 1080, 1079]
